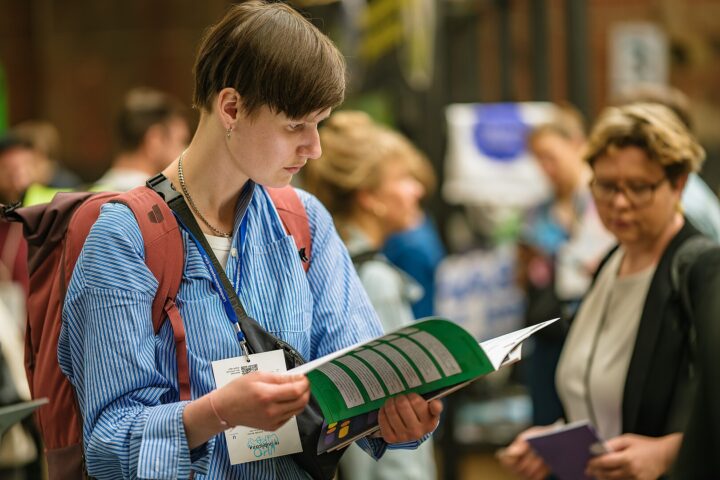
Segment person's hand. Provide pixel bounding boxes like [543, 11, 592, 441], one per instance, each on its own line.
[377, 393, 442, 443]
[215, 371, 310, 432]
[496, 425, 555, 480]
[586, 433, 683, 480]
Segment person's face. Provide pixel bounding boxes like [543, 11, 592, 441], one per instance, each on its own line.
[0, 147, 35, 204]
[530, 132, 584, 195]
[363, 160, 425, 236]
[229, 105, 329, 188]
[591, 146, 683, 248]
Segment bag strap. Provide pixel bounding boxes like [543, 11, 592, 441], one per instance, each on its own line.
[152, 174, 308, 366]
[350, 250, 381, 270]
[113, 186, 190, 401]
[266, 186, 312, 272]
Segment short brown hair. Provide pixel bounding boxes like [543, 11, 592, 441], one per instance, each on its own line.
[12, 120, 61, 159]
[584, 103, 705, 182]
[193, 1, 346, 118]
[302, 111, 430, 238]
[117, 87, 188, 152]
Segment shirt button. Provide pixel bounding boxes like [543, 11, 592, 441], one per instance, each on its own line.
[231, 248, 238, 258]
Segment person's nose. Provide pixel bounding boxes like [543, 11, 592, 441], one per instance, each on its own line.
[411, 178, 425, 201]
[609, 187, 632, 209]
[301, 127, 322, 160]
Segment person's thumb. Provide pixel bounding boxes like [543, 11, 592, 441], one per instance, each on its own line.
[429, 399, 443, 416]
[605, 434, 633, 452]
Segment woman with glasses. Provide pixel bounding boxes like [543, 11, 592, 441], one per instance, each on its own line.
[499, 103, 716, 480]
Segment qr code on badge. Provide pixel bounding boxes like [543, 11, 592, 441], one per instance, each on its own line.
[241, 364, 258, 375]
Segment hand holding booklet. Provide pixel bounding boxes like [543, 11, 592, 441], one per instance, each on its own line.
[525, 420, 610, 480]
[286, 316, 558, 453]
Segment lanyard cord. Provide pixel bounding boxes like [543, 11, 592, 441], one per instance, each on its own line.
[148, 173, 309, 369]
[582, 302, 609, 431]
[161, 175, 256, 361]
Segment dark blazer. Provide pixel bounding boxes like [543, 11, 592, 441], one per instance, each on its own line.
[579, 220, 712, 437]
[671, 236, 720, 477]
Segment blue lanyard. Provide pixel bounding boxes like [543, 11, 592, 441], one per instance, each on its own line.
[175, 213, 249, 349]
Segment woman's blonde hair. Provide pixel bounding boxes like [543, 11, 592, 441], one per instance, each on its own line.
[303, 111, 432, 238]
[584, 103, 705, 182]
[527, 103, 586, 145]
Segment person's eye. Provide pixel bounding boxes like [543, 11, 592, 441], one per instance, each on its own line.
[288, 123, 304, 131]
[628, 183, 652, 193]
[596, 180, 616, 192]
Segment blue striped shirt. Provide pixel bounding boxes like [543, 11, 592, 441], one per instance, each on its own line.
[58, 186, 397, 479]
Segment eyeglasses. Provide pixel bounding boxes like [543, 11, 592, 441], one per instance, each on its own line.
[589, 177, 668, 207]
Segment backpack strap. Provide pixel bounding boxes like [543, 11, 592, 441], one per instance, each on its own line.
[266, 186, 312, 272]
[350, 250, 381, 270]
[113, 187, 190, 401]
[670, 234, 718, 367]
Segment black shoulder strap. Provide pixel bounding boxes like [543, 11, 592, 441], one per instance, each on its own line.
[148, 174, 308, 366]
[350, 250, 381, 270]
[586, 244, 619, 292]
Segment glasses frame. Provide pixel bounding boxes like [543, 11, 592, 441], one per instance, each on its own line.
[589, 177, 668, 207]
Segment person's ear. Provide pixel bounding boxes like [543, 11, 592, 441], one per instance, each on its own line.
[216, 88, 241, 129]
[356, 189, 387, 218]
[672, 172, 689, 194]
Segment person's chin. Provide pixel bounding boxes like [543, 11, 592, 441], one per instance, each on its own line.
[612, 230, 638, 245]
[259, 173, 294, 189]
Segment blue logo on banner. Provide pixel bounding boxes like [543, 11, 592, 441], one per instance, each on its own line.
[473, 104, 528, 162]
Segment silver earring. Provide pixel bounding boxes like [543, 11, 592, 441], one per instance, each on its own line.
[226, 126, 233, 138]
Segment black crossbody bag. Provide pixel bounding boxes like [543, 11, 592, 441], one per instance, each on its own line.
[151, 177, 347, 480]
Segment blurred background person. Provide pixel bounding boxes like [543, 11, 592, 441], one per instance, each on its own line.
[95, 86, 190, 191]
[613, 83, 720, 242]
[303, 110, 438, 480]
[0, 136, 36, 480]
[500, 103, 716, 480]
[0, 134, 34, 206]
[12, 120, 81, 189]
[381, 149, 445, 319]
[517, 104, 615, 426]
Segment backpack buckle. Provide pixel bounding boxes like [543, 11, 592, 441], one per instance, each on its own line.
[1, 201, 22, 219]
[147, 173, 182, 203]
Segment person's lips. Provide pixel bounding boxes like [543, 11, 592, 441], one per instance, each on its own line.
[284, 163, 306, 174]
[609, 218, 633, 230]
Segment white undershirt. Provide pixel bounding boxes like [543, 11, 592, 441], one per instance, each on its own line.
[556, 248, 655, 439]
[204, 234, 233, 268]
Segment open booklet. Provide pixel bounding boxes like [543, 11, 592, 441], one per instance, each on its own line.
[287, 317, 558, 454]
[0, 398, 48, 436]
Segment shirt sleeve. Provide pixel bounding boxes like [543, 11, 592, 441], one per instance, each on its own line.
[59, 202, 212, 479]
[299, 191, 384, 357]
[298, 191, 432, 458]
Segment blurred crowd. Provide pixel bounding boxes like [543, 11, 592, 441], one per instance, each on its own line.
[1, 5, 719, 479]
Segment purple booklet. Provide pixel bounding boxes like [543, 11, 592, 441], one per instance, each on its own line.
[525, 421, 609, 480]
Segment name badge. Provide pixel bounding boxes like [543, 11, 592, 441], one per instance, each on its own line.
[211, 349, 303, 464]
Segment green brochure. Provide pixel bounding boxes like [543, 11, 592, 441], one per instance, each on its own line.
[290, 317, 557, 430]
